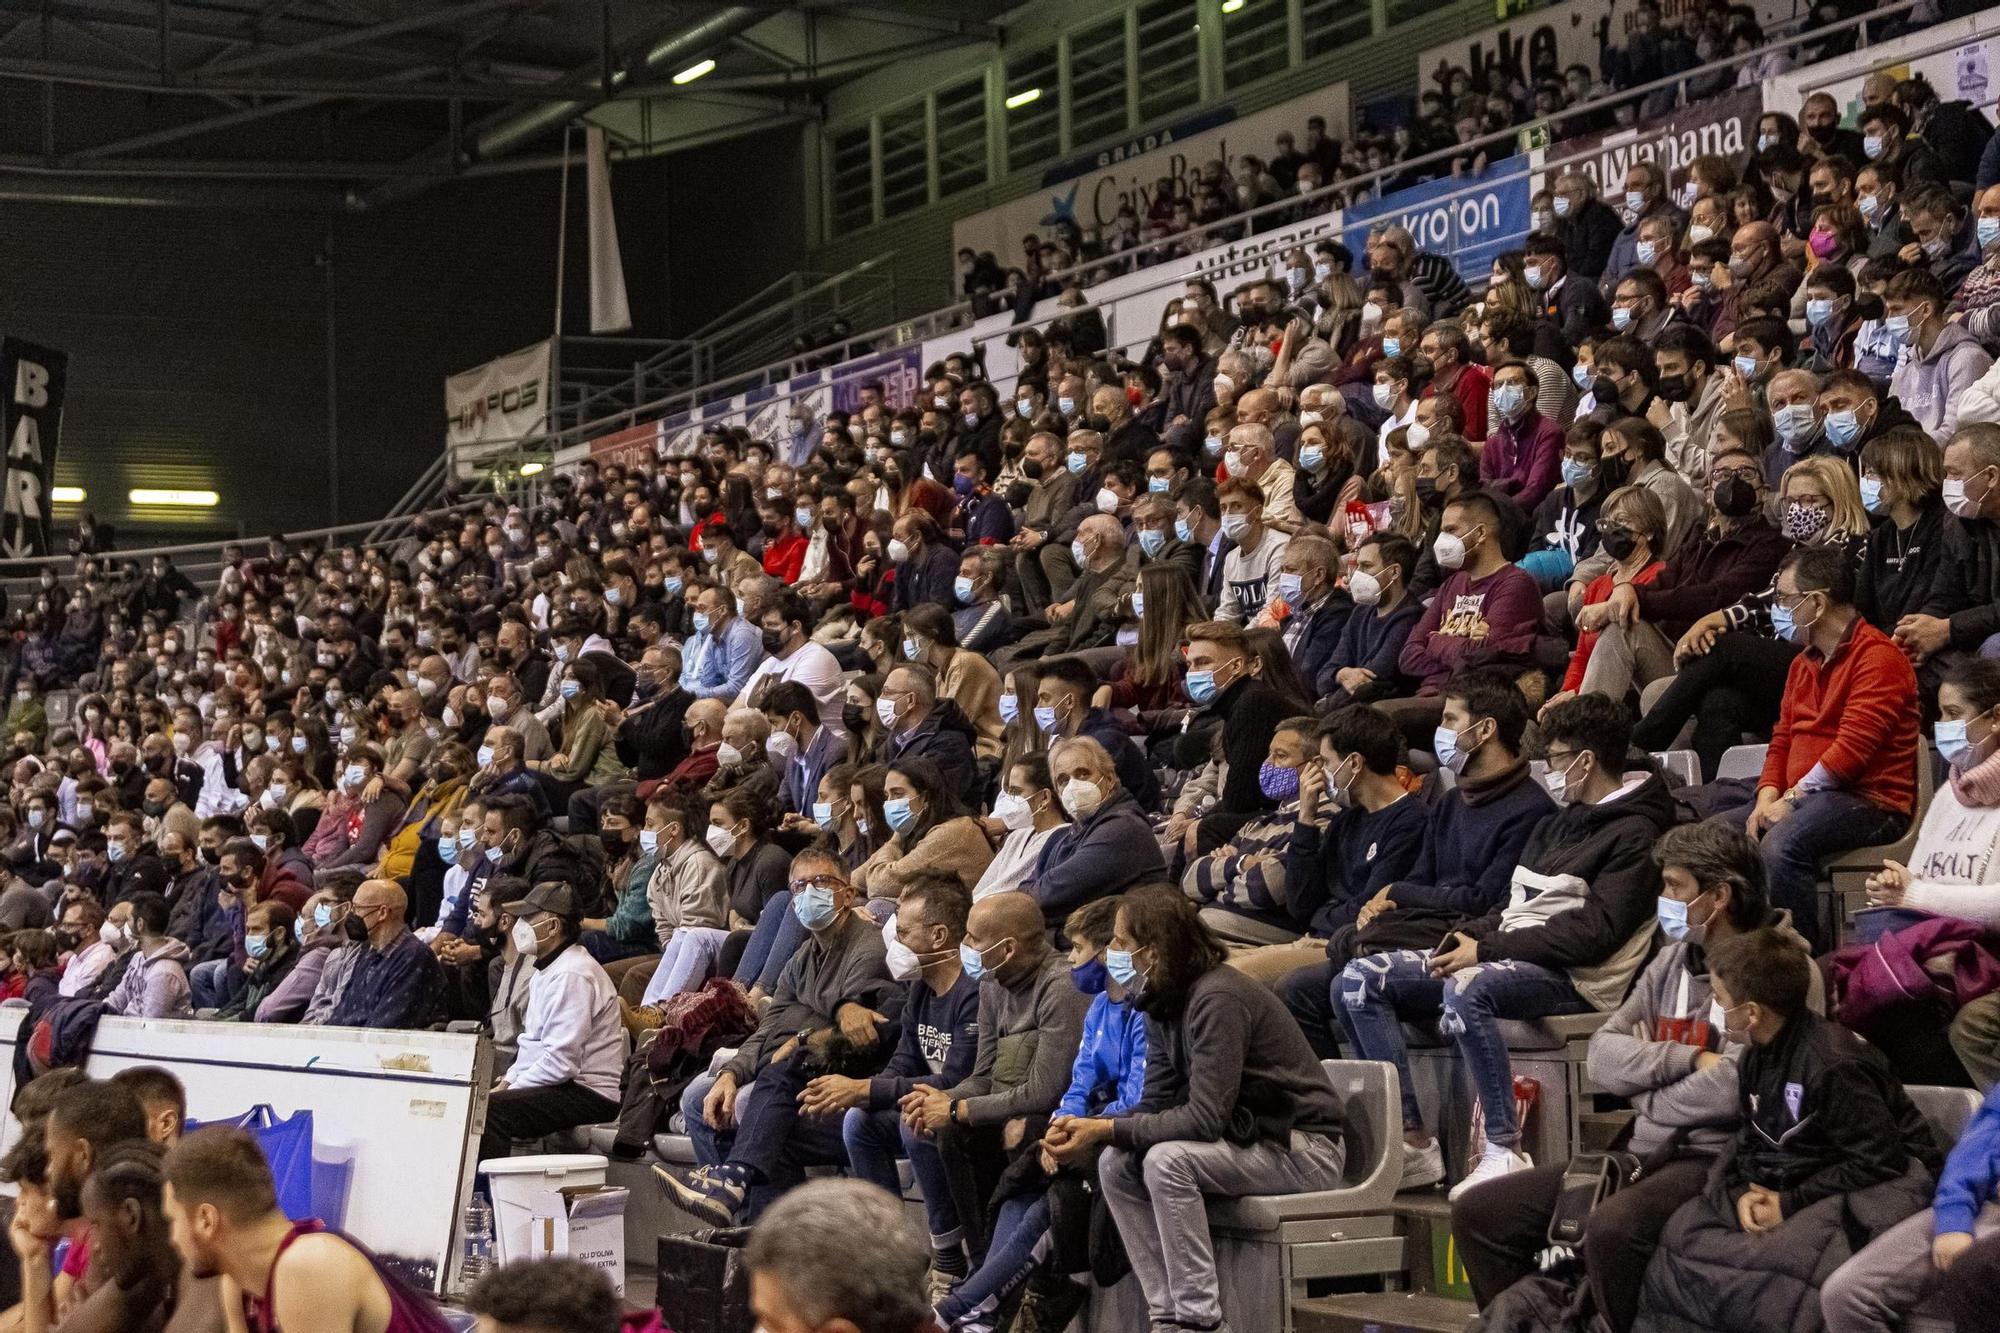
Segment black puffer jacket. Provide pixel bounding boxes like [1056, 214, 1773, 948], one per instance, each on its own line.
[1633, 1011, 1939, 1333]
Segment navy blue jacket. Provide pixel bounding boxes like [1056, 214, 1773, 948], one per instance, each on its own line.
[1286, 594, 1354, 704]
[1384, 762, 1556, 919]
[1031, 789, 1168, 924]
[1283, 793, 1430, 937]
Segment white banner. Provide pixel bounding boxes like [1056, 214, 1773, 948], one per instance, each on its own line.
[951, 83, 1350, 262]
[1762, 10, 2000, 126]
[1418, 0, 1803, 94]
[445, 338, 553, 461]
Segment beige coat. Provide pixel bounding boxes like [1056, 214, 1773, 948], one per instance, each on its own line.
[853, 816, 994, 901]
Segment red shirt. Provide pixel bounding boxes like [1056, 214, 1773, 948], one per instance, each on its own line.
[1761, 618, 1920, 816]
[761, 531, 807, 584]
[1425, 363, 1491, 442]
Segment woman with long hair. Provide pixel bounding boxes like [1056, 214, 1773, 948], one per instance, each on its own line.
[852, 755, 994, 905]
[1047, 888, 1345, 1333]
[1101, 565, 1197, 720]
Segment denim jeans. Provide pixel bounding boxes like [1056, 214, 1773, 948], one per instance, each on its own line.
[1338, 949, 1589, 1146]
[679, 1064, 763, 1167]
[189, 957, 235, 1010]
[642, 928, 730, 1007]
[735, 890, 807, 991]
[842, 1106, 959, 1238]
[1707, 788, 1907, 948]
[723, 1055, 848, 1216]
[937, 1193, 1050, 1333]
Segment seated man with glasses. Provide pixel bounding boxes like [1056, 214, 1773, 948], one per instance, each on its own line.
[1686, 546, 1919, 950]
[663, 847, 904, 1224]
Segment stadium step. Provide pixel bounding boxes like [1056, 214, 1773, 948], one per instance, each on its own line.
[1295, 1291, 1477, 1333]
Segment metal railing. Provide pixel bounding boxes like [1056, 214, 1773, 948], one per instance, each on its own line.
[0, 0, 1938, 585]
[441, 0, 1928, 476]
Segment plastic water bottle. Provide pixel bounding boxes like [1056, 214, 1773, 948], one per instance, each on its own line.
[461, 1194, 495, 1284]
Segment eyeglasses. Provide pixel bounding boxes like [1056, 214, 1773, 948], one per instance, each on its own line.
[1712, 465, 1761, 485]
[788, 875, 848, 894]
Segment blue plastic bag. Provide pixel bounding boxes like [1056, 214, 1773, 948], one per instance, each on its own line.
[192, 1105, 315, 1220]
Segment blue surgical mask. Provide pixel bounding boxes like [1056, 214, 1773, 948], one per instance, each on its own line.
[1571, 362, 1591, 389]
[559, 678, 580, 700]
[1105, 947, 1140, 986]
[1057, 396, 1076, 416]
[792, 885, 837, 929]
[1561, 457, 1593, 489]
[1859, 474, 1885, 513]
[1806, 298, 1835, 327]
[250, 833, 269, 851]
[1299, 446, 1325, 471]
[692, 611, 711, 634]
[485, 844, 504, 865]
[458, 826, 476, 849]
[1829, 410, 1865, 450]
[477, 745, 494, 768]
[639, 829, 660, 854]
[245, 934, 269, 960]
[1186, 670, 1218, 704]
[1275, 572, 1304, 604]
[953, 575, 975, 604]
[960, 940, 992, 980]
[666, 576, 685, 597]
[1611, 306, 1633, 331]
[1884, 314, 1911, 340]
[1492, 385, 1525, 419]
[883, 796, 917, 833]
[1769, 601, 1800, 643]
[998, 692, 1019, 724]
[344, 764, 365, 790]
[1066, 452, 1087, 475]
[1071, 958, 1109, 994]
[1148, 476, 1172, 494]
[812, 801, 837, 830]
[1434, 723, 1473, 774]
[1382, 336, 1401, 359]
[1138, 528, 1166, 557]
[1175, 516, 1194, 543]
[1033, 704, 1061, 735]
[1204, 435, 1224, 457]
[1732, 353, 1759, 379]
[1982, 218, 2000, 248]
[314, 903, 333, 929]
[1937, 718, 1973, 766]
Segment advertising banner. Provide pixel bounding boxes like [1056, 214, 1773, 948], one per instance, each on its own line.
[1342, 157, 1532, 283]
[1538, 86, 1759, 195]
[951, 83, 1350, 261]
[585, 420, 664, 471]
[0, 339, 65, 558]
[444, 339, 552, 459]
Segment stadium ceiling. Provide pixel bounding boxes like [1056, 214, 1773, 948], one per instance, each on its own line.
[0, 0, 1007, 208]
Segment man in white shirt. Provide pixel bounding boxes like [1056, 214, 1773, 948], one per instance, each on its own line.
[477, 881, 624, 1165]
[736, 590, 848, 741]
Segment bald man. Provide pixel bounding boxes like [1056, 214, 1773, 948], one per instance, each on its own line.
[1226, 422, 1300, 528]
[325, 878, 443, 1030]
[1716, 221, 1800, 341]
[900, 890, 1090, 1262]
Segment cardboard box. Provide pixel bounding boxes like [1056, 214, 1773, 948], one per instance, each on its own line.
[529, 1185, 629, 1297]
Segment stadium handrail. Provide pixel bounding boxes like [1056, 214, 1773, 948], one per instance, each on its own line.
[453, 0, 1922, 465]
[0, 0, 1926, 587]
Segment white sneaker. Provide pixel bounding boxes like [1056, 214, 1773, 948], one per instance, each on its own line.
[1449, 1144, 1534, 1201]
[1398, 1138, 1446, 1190]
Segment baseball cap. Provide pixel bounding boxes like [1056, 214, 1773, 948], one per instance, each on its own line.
[501, 881, 581, 922]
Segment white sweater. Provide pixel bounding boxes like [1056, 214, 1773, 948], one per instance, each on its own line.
[509, 944, 623, 1099]
[1899, 782, 2000, 929]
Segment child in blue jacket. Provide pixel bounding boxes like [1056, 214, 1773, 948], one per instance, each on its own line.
[1821, 1081, 2000, 1333]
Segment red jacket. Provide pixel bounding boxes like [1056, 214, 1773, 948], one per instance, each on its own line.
[761, 531, 807, 583]
[1761, 617, 1919, 816]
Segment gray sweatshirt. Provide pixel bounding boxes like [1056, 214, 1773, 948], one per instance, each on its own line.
[943, 951, 1089, 1128]
[720, 909, 899, 1085]
[1585, 913, 1823, 1156]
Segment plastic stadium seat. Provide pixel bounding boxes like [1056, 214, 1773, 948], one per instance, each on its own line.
[1652, 750, 1700, 788]
[1821, 743, 1934, 940]
[1714, 744, 1768, 783]
[1207, 1060, 1405, 1333]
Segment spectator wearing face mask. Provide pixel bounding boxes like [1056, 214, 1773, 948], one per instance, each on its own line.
[1887, 267, 1993, 445]
[1480, 360, 1564, 511]
[99, 890, 191, 1020]
[100, 811, 169, 906]
[1524, 232, 1611, 348]
[1455, 822, 1818, 1333]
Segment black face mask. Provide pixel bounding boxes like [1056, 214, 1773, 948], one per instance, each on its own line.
[1714, 475, 1760, 517]
[201, 847, 221, 867]
[843, 704, 870, 734]
[1414, 477, 1440, 506]
[1590, 375, 1622, 406]
[1086, 415, 1112, 434]
[142, 800, 166, 817]
[1600, 528, 1641, 561]
[1021, 459, 1045, 481]
[343, 914, 370, 943]
[1654, 374, 1693, 403]
[1598, 455, 1633, 491]
[760, 628, 787, 656]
